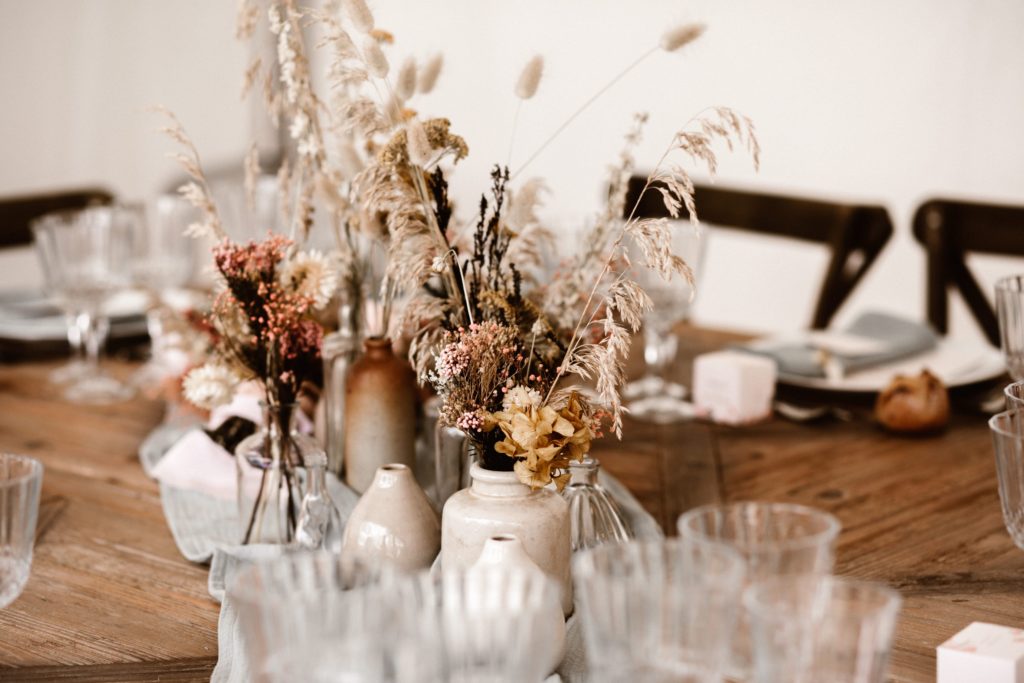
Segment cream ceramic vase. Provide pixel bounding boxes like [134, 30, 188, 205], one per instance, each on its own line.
[343, 337, 418, 493]
[442, 462, 573, 616]
[342, 464, 441, 571]
[471, 534, 567, 674]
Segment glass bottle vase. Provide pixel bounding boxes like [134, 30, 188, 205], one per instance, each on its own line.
[235, 401, 315, 545]
[321, 302, 361, 476]
[562, 457, 633, 552]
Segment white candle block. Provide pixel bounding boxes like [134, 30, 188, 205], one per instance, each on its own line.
[692, 350, 776, 425]
[938, 622, 1024, 683]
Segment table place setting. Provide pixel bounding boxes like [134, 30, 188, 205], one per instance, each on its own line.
[5, 1, 1024, 682]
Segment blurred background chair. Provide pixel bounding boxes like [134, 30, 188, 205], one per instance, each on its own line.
[625, 179, 895, 329]
[912, 198, 1024, 346]
[0, 187, 113, 249]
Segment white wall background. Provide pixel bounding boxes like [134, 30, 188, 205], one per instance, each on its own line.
[2, 0, 1023, 342]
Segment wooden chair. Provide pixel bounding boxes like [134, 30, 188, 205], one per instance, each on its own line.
[625, 178, 895, 329]
[0, 187, 114, 248]
[912, 198, 1024, 346]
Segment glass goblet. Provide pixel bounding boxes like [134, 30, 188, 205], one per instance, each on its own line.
[0, 453, 43, 609]
[989, 409, 1024, 550]
[623, 220, 708, 423]
[31, 206, 138, 404]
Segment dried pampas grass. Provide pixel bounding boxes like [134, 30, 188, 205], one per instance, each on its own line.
[362, 37, 390, 78]
[514, 55, 544, 100]
[343, 0, 374, 33]
[418, 53, 443, 93]
[660, 23, 706, 52]
[396, 57, 417, 100]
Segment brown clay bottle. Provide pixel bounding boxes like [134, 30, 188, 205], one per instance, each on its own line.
[343, 337, 418, 493]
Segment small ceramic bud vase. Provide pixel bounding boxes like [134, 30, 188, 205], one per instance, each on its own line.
[442, 462, 573, 616]
[470, 534, 566, 674]
[344, 337, 418, 493]
[341, 464, 441, 571]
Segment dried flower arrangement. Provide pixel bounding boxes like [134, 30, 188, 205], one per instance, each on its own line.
[159, 0, 759, 494]
[322, 7, 760, 488]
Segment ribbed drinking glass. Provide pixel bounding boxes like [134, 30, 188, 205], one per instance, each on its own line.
[228, 553, 386, 683]
[989, 410, 1024, 549]
[391, 565, 562, 682]
[678, 502, 840, 681]
[0, 454, 43, 609]
[573, 539, 745, 682]
[745, 575, 902, 683]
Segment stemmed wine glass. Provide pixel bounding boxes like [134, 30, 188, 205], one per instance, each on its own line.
[623, 220, 708, 422]
[32, 206, 139, 403]
[129, 195, 200, 387]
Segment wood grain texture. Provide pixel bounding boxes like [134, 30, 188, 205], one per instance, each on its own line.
[0, 330, 1015, 683]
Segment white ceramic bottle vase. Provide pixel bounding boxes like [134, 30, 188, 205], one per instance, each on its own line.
[470, 534, 567, 674]
[441, 462, 573, 616]
[341, 463, 441, 571]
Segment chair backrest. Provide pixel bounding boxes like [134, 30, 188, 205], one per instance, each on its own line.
[625, 178, 894, 329]
[911, 198, 1024, 345]
[0, 188, 114, 248]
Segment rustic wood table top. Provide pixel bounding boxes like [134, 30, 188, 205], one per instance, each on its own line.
[0, 328, 1017, 682]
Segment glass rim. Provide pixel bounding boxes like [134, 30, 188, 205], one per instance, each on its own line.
[995, 275, 1024, 293]
[227, 552, 380, 609]
[0, 453, 43, 487]
[677, 501, 841, 552]
[743, 574, 902, 621]
[1005, 381, 1024, 402]
[572, 537, 747, 587]
[989, 409, 1024, 438]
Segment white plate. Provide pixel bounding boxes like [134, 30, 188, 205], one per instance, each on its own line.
[777, 338, 1005, 392]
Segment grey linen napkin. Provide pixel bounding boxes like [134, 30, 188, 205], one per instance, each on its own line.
[745, 311, 938, 378]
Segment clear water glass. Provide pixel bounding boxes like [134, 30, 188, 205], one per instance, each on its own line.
[392, 565, 562, 682]
[624, 220, 708, 423]
[989, 410, 1024, 549]
[997, 275, 1024, 380]
[678, 502, 840, 681]
[32, 206, 139, 403]
[563, 457, 632, 551]
[0, 454, 43, 609]
[745, 575, 902, 683]
[573, 539, 745, 682]
[1005, 380, 1024, 410]
[228, 553, 386, 682]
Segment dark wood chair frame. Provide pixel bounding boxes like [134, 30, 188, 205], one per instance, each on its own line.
[912, 198, 1024, 346]
[626, 178, 895, 329]
[0, 187, 114, 248]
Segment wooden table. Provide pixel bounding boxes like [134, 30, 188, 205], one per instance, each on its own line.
[0, 330, 1019, 682]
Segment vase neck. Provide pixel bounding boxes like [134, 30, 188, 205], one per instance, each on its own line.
[568, 457, 599, 486]
[470, 463, 532, 498]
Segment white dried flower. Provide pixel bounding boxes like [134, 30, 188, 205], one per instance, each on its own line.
[502, 385, 542, 412]
[279, 250, 340, 310]
[289, 111, 310, 141]
[396, 57, 417, 100]
[406, 119, 433, 167]
[514, 55, 544, 100]
[362, 37, 389, 78]
[660, 23, 706, 52]
[267, 5, 283, 34]
[183, 363, 238, 410]
[343, 0, 375, 33]
[417, 53, 443, 94]
[430, 254, 447, 273]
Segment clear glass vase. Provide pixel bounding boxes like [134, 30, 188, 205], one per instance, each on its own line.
[563, 457, 633, 551]
[295, 450, 343, 553]
[321, 302, 361, 476]
[235, 402, 316, 545]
